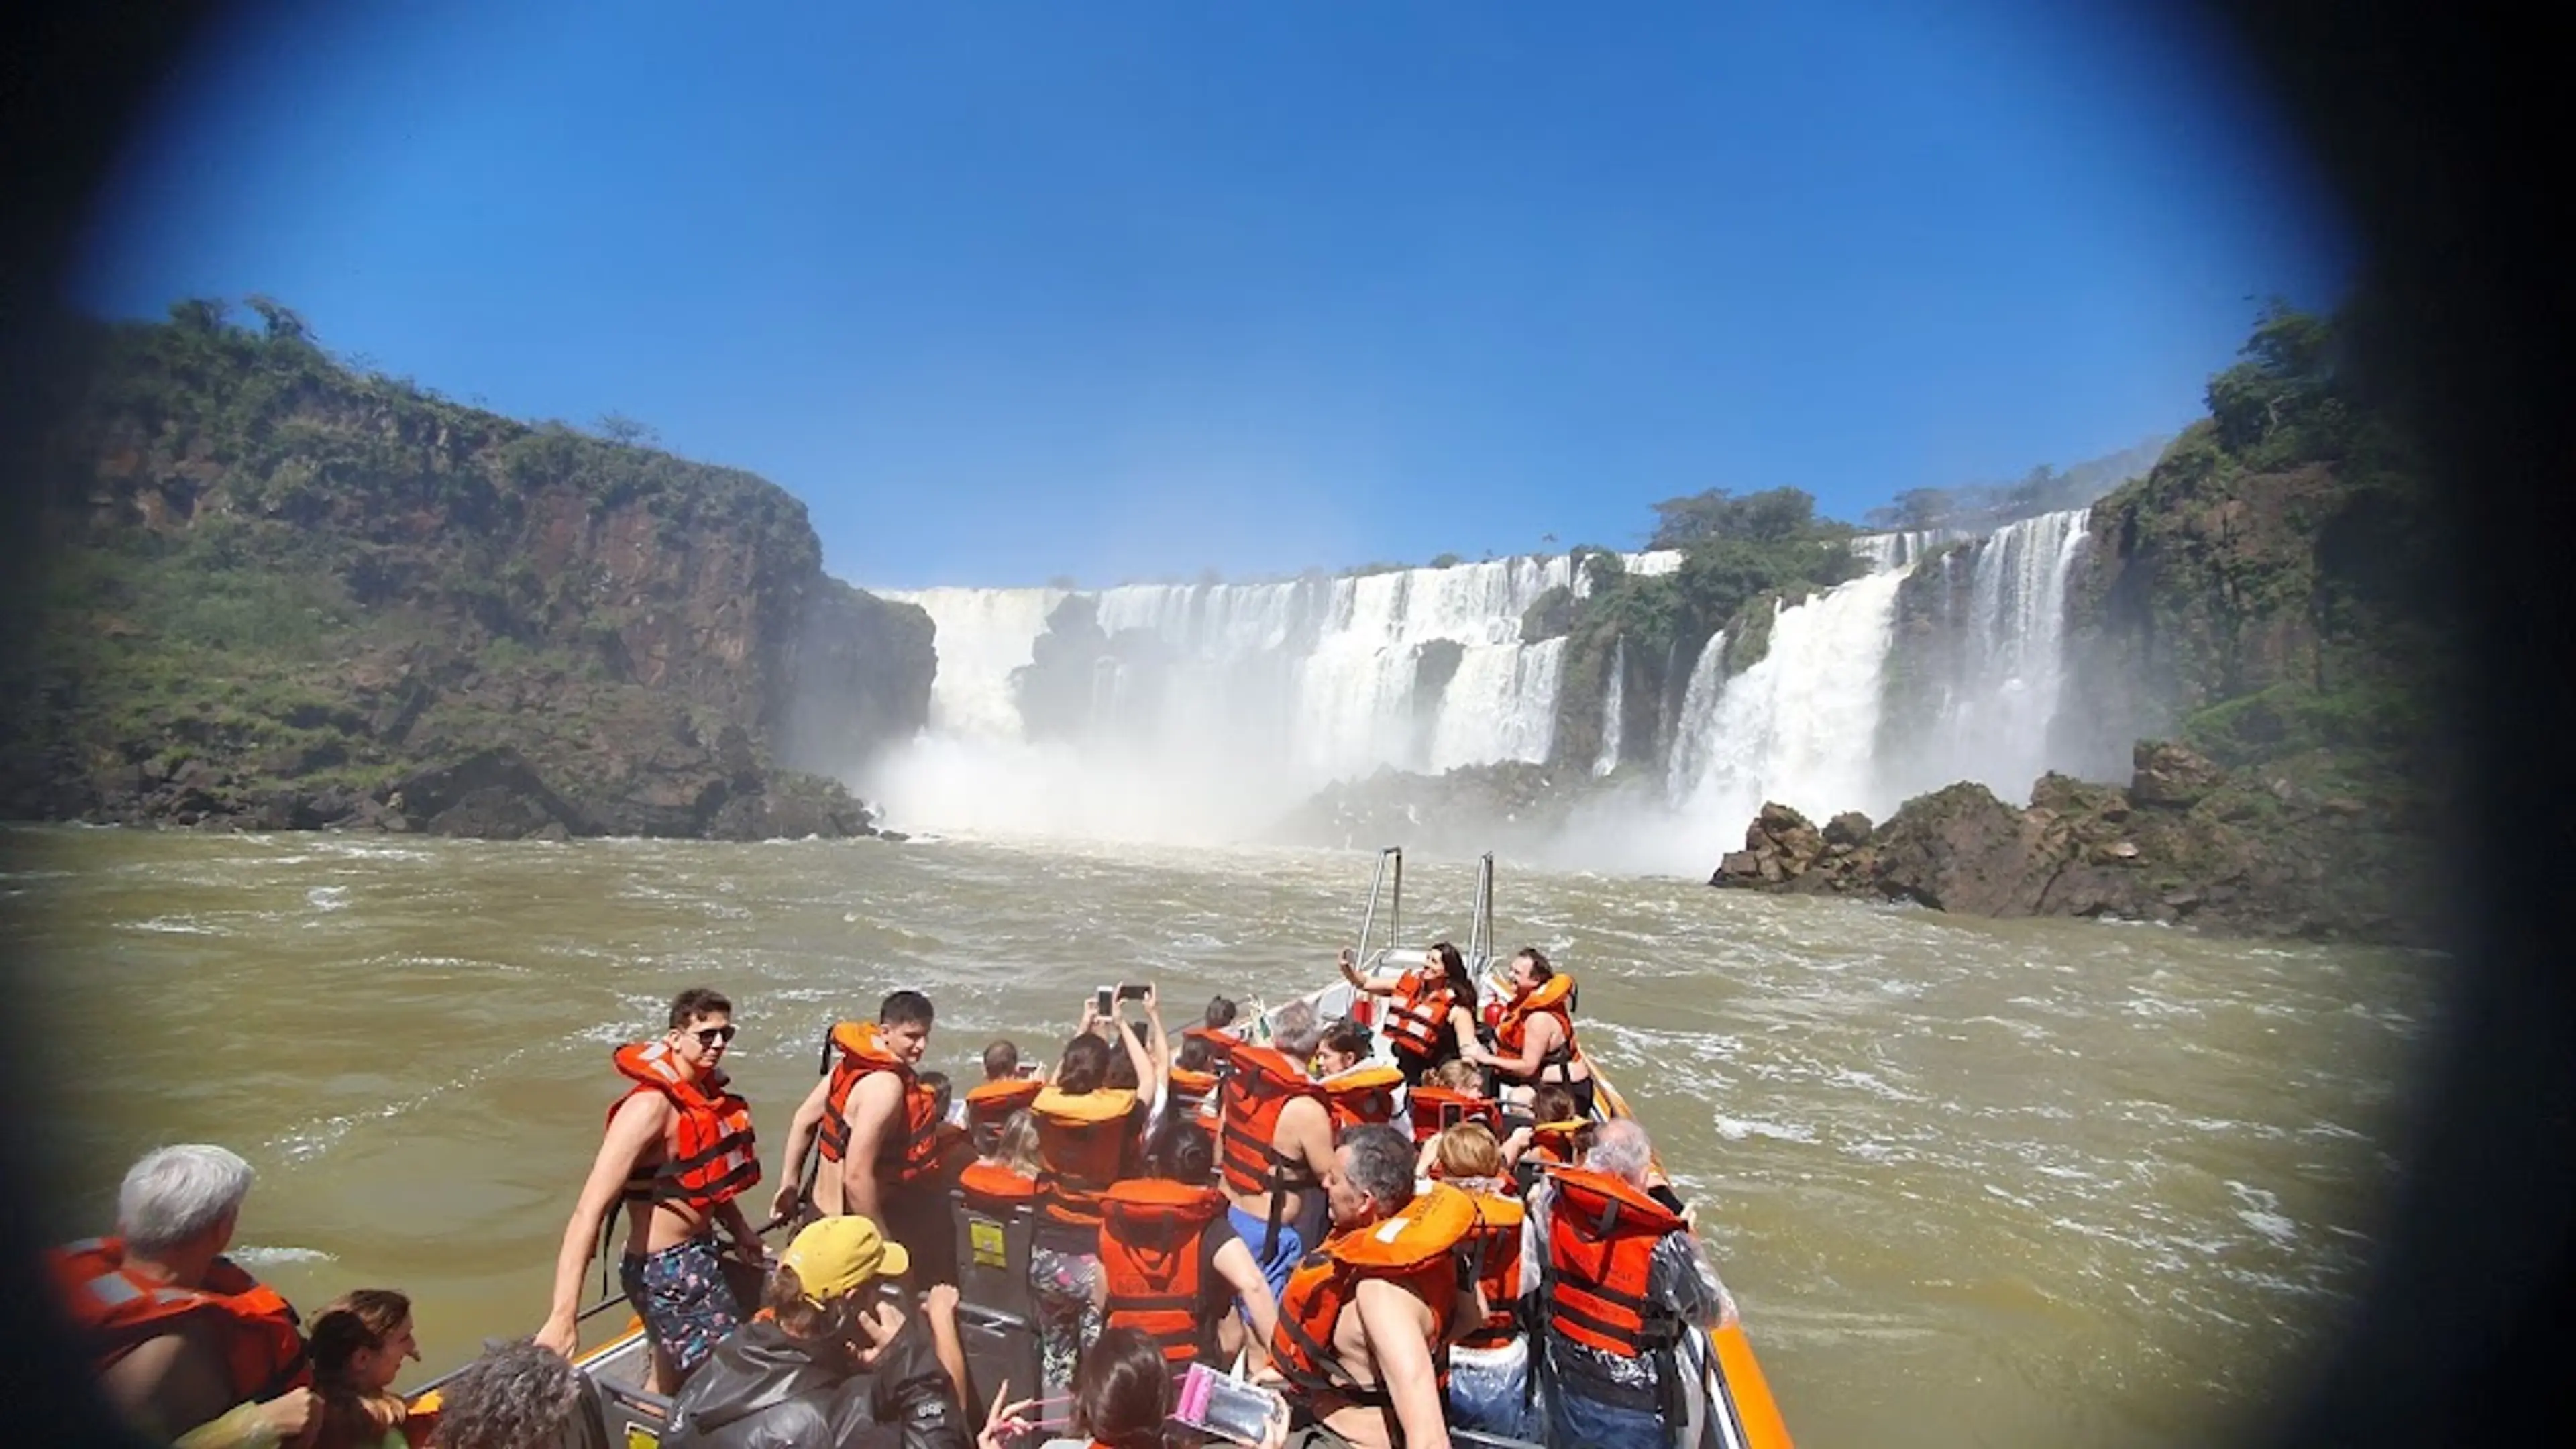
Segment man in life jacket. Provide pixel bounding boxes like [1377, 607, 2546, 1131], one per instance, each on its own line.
[49, 1144, 317, 1446]
[965, 1040, 1044, 1157]
[1262, 1124, 1480, 1449]
[1099, 1122, 1281, 1371]
[1464, 947, 1595, 1118]
[1335, 941, 1476, 1087]
[538, 986, 763, 1393]
[1526, 1119, 1736, 1449]
[1311, 1017, 1403, 1132]
[1405, 1059, 1500, 1147]
[1215, 1001, 1336, 1293]
[772, 989, 951, 1286]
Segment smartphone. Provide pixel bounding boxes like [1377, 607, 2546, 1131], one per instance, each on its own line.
[1116, 983, 1150, 1002]
[1173, 1364, 1288, 1448]
[1095, 986, 1114, 1017]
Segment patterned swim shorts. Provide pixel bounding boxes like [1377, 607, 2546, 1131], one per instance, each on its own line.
[620, 1235, 742, 1377]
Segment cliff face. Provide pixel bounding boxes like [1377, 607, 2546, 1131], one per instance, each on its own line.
[1713, 298, 2460, 942]
[0, 304, 932, 838]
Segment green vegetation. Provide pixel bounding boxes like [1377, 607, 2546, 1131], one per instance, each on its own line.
[2067, 289, 2454, 817]
[1545, 488, 1865, 769]
[1, 297, 926, 832]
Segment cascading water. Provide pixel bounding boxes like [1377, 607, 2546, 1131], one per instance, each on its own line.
[1872, 508, 2094, 807]
[1672, 572, 1911, 851]
[1591, 638, 1626, 777]
[861, 513, 2100, 855]
[871, 553, 1664, 839]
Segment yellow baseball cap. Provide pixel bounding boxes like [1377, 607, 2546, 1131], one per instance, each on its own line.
[779, 1214, 910, 1300]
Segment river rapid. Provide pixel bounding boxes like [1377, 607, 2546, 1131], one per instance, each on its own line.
[3, 827, 2435, 1448]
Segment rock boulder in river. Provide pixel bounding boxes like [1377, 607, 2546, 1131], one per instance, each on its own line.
[1711, 741, 2425, 943]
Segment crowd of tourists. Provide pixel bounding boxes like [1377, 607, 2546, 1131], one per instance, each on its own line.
[48, 943, 1737, 1449]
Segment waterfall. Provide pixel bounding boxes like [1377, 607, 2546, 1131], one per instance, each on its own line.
[1591, 638, 1625, 777]
[1851, 529, 1958, 573]
[866, 513, 2100, 849]
[871, 553, 1664, 836]
[1675, 573, 1909, 842]
[1873, 507, 2094, 806]
[1663, 628, 1728, 800]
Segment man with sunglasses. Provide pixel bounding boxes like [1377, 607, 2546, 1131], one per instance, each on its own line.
[536, 987, 764, 1395]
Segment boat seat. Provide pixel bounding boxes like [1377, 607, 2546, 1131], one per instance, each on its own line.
[954, 1302, 1049, 1405]
[952, 1187, 1039, 1322]
[586, 1367, 669, 1448]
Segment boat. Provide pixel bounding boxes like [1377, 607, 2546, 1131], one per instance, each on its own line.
[404, 847, 1792, 1449]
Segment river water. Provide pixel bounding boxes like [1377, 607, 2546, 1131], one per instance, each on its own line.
[3, 826, 2436, 1448]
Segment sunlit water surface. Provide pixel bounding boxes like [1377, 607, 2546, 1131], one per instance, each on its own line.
[3, 827, 2436, 1448]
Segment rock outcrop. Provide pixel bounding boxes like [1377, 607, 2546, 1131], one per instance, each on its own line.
[1711, 741, 2422, 943]
[0, 303, 931, 839]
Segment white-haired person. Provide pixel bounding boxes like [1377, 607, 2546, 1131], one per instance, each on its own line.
[1523, 1118, 1738, 1449]
[50, 1143, 317, 1447]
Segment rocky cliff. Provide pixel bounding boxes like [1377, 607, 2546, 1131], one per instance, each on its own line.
[0, 301, 932, 838]
[1714, 297, 2457, 942]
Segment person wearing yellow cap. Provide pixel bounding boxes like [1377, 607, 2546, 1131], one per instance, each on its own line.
[663, 1216, 974, 1449]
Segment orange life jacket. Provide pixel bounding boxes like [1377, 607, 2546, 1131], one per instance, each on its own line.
[1458, 1191, 1525, 1350]
[1167, 1065, 1221, 1122]
[965, 1077, 1043, 1156]
[1540, 1166, 1691, 1402]
[817, 1022, 944, 1186]
[957, 1160, 1040, 1215]
[1269, 1183, 1479, 1408]
[1216, 1045, 1326, 1201]
[1405, 1085, 1501, 1145]
[50, 1237, 309, 1403]
[1529, 1118, 1587, 1165]
[1030, 1086, 1138, 1233]
[1097, 1179, 1229, 1366]
[1318, 1062, 1404, 1132]
[1379, 970, 1455, 1060]
[1493, 975, 1578, 1083]
[612, 1042, 761, 1212]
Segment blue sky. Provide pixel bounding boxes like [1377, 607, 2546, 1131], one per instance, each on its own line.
[77, 0, 2347, 589]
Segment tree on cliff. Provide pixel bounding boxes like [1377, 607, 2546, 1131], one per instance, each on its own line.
[1647, 486, 1829, 548]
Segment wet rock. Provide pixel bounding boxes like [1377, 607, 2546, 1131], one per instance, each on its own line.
[2130, 741, 2225, 809]
[1823, 811, 1873, 847]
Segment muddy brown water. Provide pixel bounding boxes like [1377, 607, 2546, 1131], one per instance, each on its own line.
[2, 827, 2436, 1448]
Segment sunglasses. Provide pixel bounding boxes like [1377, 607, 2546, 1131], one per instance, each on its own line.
[690, 1025, 739, 1049]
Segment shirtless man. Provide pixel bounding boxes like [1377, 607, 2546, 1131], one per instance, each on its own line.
[1264, 1124, 1477, 1449]
[537, 987, 762, 1393]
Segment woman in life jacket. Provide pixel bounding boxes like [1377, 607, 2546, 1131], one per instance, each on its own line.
[1466, 947, 1595, 1118]
[1028, 1024, 1145, 1393]
[1498, 1083, 1589, 1196]
[1216, 1002, 1335, 1283]
[1311, 1018, 1405, 1132]
[305, 1289, 422, 1449]
[1423, 1124, 1539, 1441]
[1336, 941, 1480, 1087]
[959, 1109, 1045, 1217]
[1167, 1030, 1223, 1123]
[1264, 1126, 1483, 1449]
[1067, 1326, 1177, 1449]
[1407, 1057, 1502, 1147]
[1098, 1122, 1281, 1371]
